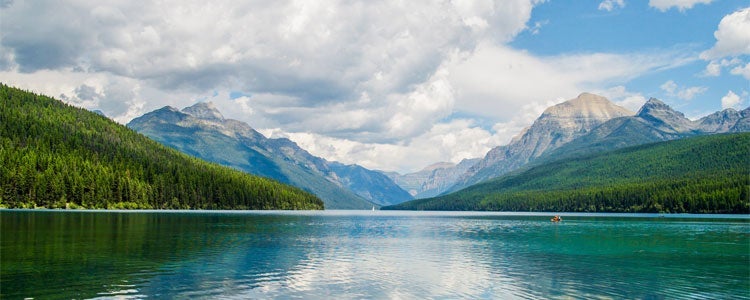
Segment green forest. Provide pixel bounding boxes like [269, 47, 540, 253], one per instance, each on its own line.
[0, 84, 324, 210]
[385, 133, 750, 213]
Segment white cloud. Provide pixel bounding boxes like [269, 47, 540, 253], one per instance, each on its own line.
[446, 43, 690, 123]
[702, 58, 743, 77]
[263, 118, 503, 173]
[700, 7, 750, 60]
[0, 0, 716, 173]
[678, 86, 708, 100]
[721, 90, 742, 109]
[597, 85, 646, 112]
[730, 62, 750, 80]
[528, 20, 549, 35]
[660, 80, 707, 100]
[660, 80, 678, 94]
[649, 0, 713, 12]
[703, 60, 722, 76]
[599, 0, 625, 12]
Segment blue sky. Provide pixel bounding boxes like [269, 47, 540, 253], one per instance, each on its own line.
[512, 0, 749, 118]
[1, 0, 748, 173]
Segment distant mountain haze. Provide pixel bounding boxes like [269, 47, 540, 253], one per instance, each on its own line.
[385, 159, 479, 199]
[128, 102, 412, 209]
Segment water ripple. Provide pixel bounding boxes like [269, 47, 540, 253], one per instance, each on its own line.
[3, 211, 748, 299]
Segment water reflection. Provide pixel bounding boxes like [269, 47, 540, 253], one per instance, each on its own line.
[2, 210, 748, 299]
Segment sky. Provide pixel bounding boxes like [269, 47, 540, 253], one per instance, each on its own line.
[1, 0, 748, 173]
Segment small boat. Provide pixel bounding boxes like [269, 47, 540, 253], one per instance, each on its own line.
[551, 215, 562, 222]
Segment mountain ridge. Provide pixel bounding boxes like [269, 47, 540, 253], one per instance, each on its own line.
[384, 133, 750, 213]
[386, 158, 479, 198]
[448, 93, 634, 192]
[129, 102, 412, 209]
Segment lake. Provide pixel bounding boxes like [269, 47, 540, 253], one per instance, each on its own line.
[1, 210, 748, 299]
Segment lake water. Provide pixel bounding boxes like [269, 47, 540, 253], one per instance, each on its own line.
[2, 210, 748, 299]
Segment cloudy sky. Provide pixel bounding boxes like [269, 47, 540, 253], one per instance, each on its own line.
[2, 0, 748, 173]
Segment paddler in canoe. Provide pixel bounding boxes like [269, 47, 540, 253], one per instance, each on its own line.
[551, 215, 562, 222]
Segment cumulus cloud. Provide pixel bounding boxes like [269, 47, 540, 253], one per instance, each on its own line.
[0, 0, 712, 173]
[446, 43, 692, 123]
[721, 90, 742, 109]
[264, 118, 504, 173]
[1, 0, 537, 96]
[649, 0, 713, 12]
[699, 8, 750, 81]
[700, 7, 750, 60]
[599, 0, 625, 12]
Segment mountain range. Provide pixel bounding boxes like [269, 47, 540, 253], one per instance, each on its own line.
[126, 92, 747, 210]
[383, 159, 479, 198]
[127, 103, 412, 209]
[445, 93, 750, 193]
[384, 132, 749, 213]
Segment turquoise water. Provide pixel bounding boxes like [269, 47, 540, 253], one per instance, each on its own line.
[2, 210, 748, 299]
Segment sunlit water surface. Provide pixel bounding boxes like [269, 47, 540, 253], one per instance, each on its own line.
[2, 210, 748, 299]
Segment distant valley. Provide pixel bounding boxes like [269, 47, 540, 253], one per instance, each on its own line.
[383, 159, 479, 198]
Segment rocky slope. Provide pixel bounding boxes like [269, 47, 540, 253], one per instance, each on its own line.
[537, 99, 750, 164]
[386, 159, 479, 199]
[128, 102, 412, 209]
[449, 93, 634, 192]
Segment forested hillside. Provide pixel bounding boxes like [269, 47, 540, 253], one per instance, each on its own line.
[0, 84, 324, 210]
[385, 133, 749, 213]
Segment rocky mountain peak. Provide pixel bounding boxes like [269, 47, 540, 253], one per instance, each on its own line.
[182, 102, 224, 121]
[129, 106, 187, 125]
[543, 92, 634, 119]
[522, 93, 633, 153]
[698, 108, 740, 133]
[637, 98, 672, 116]
[636, 98, 694, 133]
[448, 93, 633, 192]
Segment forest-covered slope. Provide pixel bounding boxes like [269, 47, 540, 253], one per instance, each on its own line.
[0, 84, 324, 210]
[384, 133, 749, 213]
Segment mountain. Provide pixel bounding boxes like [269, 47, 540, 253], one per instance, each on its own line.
[535, 99, 750, 164]
[128, 103, 412, 209]
[449, 93, 634, 192]
[384, 133, 750, 213]
[0, 83, 323, 210]
[386, 159, 479, 198]
[697, 106, 750, 133]
[329, 162, 413, 206]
